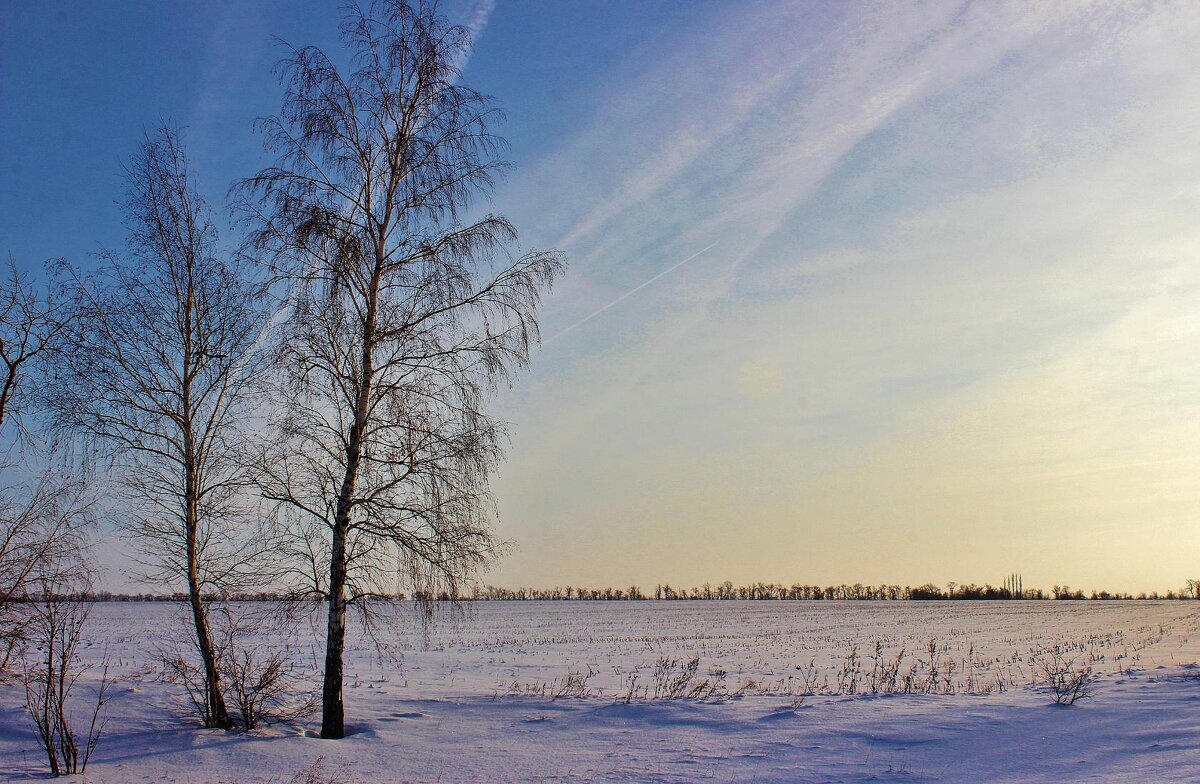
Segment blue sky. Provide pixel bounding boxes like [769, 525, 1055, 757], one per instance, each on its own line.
[0, 1, 697, 263]
[4, 1, 1200, 593]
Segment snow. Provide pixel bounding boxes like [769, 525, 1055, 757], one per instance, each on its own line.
[3, 601, 1200, 782]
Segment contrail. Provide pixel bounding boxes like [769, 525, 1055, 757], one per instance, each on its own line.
[544, 242, 718, 345]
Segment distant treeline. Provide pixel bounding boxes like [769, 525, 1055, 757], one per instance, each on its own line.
[48, 579, 1200, 603]
[467, 579, 1200, 602]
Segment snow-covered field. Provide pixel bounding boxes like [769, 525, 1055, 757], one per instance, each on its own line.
[3, 601, 1200, 783]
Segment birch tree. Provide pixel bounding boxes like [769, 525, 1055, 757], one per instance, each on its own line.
[239, 0, 563, 739]
[50, 127, 268, 729]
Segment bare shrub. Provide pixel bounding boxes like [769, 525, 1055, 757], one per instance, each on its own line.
[513, 657, 728, 703]
[898, 638, 955, 695]
[694, 669, 731, 700]
[868, 642, 906, 694]
[158, 606, 314, 731]
[262, 756, 356, 784]
[1038, 651, 1096, 705]
[223, 645, 318, 730]
[794, 658, 825, 696]
[505, 666, 597, 701]
[836, 645, 862, 694]
[620, 672, 640, 704]
[158, 649, 212, 723]
[22, 575, 111, 776]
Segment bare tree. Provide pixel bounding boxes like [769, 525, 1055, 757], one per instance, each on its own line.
[0, 263, 92, 665]
[238, 0, 563, 738]
[49, 127, 270, 729]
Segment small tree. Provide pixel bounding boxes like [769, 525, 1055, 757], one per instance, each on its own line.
[240, 0, 563, 738]
[50, 127, 270, 729]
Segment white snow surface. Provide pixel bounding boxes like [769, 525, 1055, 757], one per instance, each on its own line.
[3, 600, 1200, 783]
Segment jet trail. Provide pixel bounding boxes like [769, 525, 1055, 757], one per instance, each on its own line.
[544, 242, 718, 345]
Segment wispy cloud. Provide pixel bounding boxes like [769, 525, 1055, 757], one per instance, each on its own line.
[449, 0, 495, 73]
[490, 0, 1200, 591]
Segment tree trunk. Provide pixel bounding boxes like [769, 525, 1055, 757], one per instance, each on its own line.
[187, 576, 232, 728]
[182, 312, 233, 732]
[179, 262, 232, 730]
[186, 486, 234, 729]
[320, 402, 367, 739]
[319, 253, 382, 740]
[320, 516, 349, 738]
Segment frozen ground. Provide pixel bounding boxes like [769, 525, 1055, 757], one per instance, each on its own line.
[2, 601, 1200, 782]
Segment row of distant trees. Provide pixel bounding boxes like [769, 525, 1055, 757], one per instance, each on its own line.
[466, 579, 1200, 602]
[0, 0, 560, 747]
[61, 579, 1200, 603]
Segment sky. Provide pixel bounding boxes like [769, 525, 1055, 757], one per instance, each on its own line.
[3, 1, 1200, 595]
